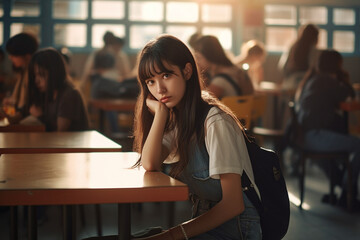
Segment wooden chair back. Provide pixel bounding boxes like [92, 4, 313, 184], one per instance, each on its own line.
[221, 95, 254, 129]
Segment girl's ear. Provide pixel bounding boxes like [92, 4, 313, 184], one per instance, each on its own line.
[184, 63, 193, 81]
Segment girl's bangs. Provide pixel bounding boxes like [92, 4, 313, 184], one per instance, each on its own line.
[138, 53, 173, 82]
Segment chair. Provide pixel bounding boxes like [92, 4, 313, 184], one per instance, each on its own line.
[286, 102, 353, 210]
[221, 95, 254, 129]
[251, 94, 285, 169]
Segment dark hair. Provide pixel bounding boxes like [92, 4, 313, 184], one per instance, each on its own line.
[6, 32, 39, 56]
[295, 49, 346, 102]
[94, 50, 115, 70]
[133, 34, 241, 177]
[285, 24, 319, 75]
[103, 31, 115, 46]
[193, 35, 233, 66]
[188, 32, 202, 49]
[317, 49, 342, 74]
[28, 48, 70, 107]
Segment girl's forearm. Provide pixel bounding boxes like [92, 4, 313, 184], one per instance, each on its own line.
[141, 111, 168, 171]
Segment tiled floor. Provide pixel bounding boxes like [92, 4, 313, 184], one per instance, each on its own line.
[1, 153, 359, 239]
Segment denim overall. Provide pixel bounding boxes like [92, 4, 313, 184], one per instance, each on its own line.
[176, 142, 262, 240]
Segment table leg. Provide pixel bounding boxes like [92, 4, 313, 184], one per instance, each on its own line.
[28, 206, 37, 240]
[10, 206, 18, 240]
[118, 203, 131, 240]
[63, 205, 76, 240]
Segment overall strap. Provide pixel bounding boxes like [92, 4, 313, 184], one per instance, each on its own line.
[213, 73, 242, 95]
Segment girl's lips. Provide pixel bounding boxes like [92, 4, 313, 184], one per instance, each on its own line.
[160, 97, 170, 103]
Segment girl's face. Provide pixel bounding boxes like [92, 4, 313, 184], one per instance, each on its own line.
[145, 62, 191, 108]
[9, 54, 31, 68]
[34, 65, 48, 92]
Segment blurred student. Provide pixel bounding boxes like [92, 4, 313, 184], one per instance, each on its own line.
[0, 32, 38, 123]
[80, 31, 131, 91]
[279, 24, 320, 91]
[193, 35, 254, 99]
[295, 49, 359, 209]
[27, 48, 89, 131]
[235, 40, 266, 90]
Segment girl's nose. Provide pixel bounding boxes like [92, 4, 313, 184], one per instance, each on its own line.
[156, 81, 166, 94]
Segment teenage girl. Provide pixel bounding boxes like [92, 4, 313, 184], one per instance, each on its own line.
[133, 35, 261, 239]
[27, 48, 89, 131]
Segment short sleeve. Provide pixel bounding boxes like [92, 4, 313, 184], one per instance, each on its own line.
[205, 107, 252, 179]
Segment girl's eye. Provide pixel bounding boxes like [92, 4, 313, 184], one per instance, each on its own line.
[163, 73, 170, 79]
[145, 80, 154, 86]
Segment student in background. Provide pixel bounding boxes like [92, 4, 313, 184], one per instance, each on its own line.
[80, 31, 131, 91]
[235, 40, 267, 90]
[193, 35, 254, 99]
[131, 35, 261, 239]
[27, 48, 89, 131]
[295, 49, 359, 209]
[279, 24, 320, 91]
[0, 32, 38, 123]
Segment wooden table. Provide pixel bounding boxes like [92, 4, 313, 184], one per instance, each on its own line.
[89, 99, 136, 133]
[0, 152, 188, 240]
[0, 130, 122, 239]
[0, 130, 122, 154]
[340, 100, 360, 111]
[255, 81, 296, 130]
[0, 118, 45, 132]
[340, 100, 360, 136]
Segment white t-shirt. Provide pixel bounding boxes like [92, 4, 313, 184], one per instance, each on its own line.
[163, 107, 259, 197]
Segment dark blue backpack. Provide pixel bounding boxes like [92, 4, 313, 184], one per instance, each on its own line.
[242, 136, 290, 240]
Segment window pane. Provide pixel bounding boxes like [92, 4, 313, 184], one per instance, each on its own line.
[11, 0, 40, 17]
[92, 24, 126, 48]
[264, 5, 296, 25]
[202, 27, 232, 50]
[130, 25, 162, 49]
[129, 1, 163, 22]
[92, 0, 125, 19]
[333, 31, 355, 53]
[202, 4, 232, 23]
[317, 29, 327, 49]
[53, 0, 87, 20]
[333, 8, 355, 25]
[54, 24, 86, 47]
[266, 27, 297, 52]
[300, 7, 327, 25]
[166, 2, 198, 23]
[165, 26, 197, 45]
[0, 22, 3, 46]
[10, 23, 41, 41]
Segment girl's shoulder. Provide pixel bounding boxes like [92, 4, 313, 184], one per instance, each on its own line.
[205, 106, 235, 127]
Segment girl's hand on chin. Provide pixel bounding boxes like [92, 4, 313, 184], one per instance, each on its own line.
[146, 96, 169, 117]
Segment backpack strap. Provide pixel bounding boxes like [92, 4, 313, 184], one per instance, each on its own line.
[213, 73, 242, 95]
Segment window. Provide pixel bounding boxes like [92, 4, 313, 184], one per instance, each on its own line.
[54, 24, 87, 47]
[129, 1, 163, 22]
[53, 0, 88, 19]
[11, 0, 40, 17]
[92, 1, 125, 19]
[0, 0, 239, 53]
[265, 4, 360, 55]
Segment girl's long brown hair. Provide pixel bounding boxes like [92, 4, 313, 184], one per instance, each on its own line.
[133, 35, 243, 177]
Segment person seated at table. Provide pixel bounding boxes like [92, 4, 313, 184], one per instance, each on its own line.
[295, 49, 359, 209]
[26, 48, 89, 131]
[234, 40, 267, 90]
[132, 35, 261, 239]
[192, 35, 254, 99]
[0, 32, 39, 123]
